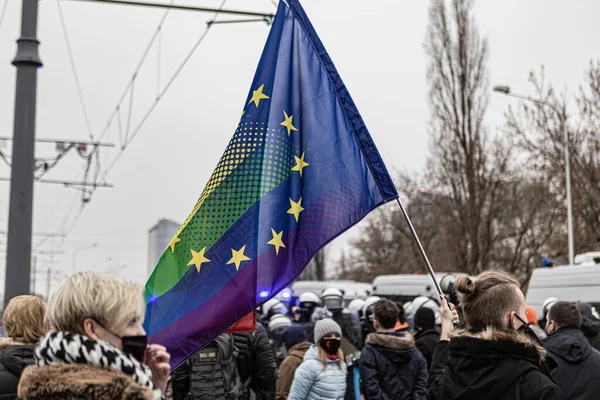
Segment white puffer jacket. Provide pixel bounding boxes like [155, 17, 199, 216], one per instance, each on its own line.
[288, 345, 346, 400]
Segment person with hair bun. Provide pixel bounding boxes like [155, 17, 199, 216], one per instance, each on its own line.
[428, 270, 562, 400]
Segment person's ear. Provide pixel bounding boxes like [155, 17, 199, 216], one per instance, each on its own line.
[83, 318, 100, 340]
[373, 319, 380, 331]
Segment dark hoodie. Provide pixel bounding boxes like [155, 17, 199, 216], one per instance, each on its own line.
[544, 327, 600, 400]
[429, 328, 562, 400]
[359, 331, 428, 400]
[576, 303, 600, 352]
[0, 344, 36, 400]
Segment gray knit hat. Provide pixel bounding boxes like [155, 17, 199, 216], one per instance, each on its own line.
[313, 318, 342, 344]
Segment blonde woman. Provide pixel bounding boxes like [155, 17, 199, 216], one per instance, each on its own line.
[18, 272, 170, 400]
[0, 295, 48, 399]
[288, 318, 346, 400]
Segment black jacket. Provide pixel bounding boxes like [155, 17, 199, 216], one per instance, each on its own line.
[359, 332, 428, 400]
[544, 327, 600, 400]
[233, 323, 278, 400]
[429, 328, 562, 400]
[0, 344, 35, 400]
[579, 315, 600, 352]
[414, 328, 440, 372]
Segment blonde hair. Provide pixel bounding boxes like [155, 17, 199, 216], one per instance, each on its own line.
[456, 270, 521, 330]
[47, 272, 145, 334]
[317, 344, 345, 372]
[3, 295, 48, 343]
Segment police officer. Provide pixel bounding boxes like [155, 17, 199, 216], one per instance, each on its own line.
[321, 288, 362, 351]
[293, 291, 321, 343]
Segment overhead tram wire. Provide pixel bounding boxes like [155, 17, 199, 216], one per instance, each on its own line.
[57, 0, 231, 240]
[34, 0, 177, 246]
[0, 0, 8, 35]
[56, 0, 94, 141]
[98, 0, 228, 184]
[89, 0, 177, 151]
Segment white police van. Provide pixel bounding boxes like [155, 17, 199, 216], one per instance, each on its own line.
[526, 252, 600, 316]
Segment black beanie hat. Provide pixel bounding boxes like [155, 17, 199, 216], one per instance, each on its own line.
[414, 306, 436, 329]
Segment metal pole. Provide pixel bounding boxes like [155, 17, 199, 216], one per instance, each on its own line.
[4, 0, 43, 306]
[395, 198, 443, 296]
[563, 118, 575, 265]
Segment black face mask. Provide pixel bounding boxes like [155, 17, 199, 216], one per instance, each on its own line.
[514, 313, 543, 346]
[95, 320, 148, 363]
[121, 335, 149, 363]
[319, 337, 341, 355]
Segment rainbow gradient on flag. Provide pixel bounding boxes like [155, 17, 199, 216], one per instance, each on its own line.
[144, 0, 398, 369]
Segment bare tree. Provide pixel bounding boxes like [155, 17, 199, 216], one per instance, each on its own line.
[505, 66, 600, 261]
[424, 0, 511, 275]
[337, 0, 559, 286]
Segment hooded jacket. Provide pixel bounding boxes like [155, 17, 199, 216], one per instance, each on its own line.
[359, 332, 428, 400]
[0, 344, 35, 400]
[579, 314, 600, 352]
[429, 328, 562, 400]
[276, 342, 312, 400]
[414, 328, 440, 372]
[544, 327, 600, 400]
[288, 345, 346, 400]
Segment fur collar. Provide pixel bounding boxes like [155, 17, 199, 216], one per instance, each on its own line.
[365, 332, 415, 350]
[452, 327, 546, 359]
[18, 364, 155, 400]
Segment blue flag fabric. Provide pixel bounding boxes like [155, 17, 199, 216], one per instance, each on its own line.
[144, 0, 398, 369]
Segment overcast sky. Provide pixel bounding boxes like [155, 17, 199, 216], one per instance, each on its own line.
[1, 0, 599, 295]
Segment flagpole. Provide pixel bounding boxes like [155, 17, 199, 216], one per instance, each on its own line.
[395, 198, 443, 297]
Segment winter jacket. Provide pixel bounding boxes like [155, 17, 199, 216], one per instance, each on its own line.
[429, 328, 562, 400]
[276, 342, 312, 400]
[414, 328, 440, 372]
[544, 327, 600, 400]
[579, 315, 600, 352]
[359, 332, 428, 400]
[288, 345, 346, 400]
[18, 364, 155, 400]
[0, 344, 35, 400]
[234, 323, 278, 400]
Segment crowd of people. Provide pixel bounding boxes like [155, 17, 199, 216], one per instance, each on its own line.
[0, 270, 599, 399]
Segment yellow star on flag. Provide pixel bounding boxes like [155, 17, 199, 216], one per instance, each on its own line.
[287, 197, 304, 222]
[267, 228, 286, 255]
[248, 84, 270, 107]
[167, 235, 181, 253]
[187, 247, 210, 273]
[292, 152, 309, 177]
[227, 245, 251, 270]
[280, 111, 298, 135]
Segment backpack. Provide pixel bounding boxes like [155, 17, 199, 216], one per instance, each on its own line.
[189, 334, 243, 400]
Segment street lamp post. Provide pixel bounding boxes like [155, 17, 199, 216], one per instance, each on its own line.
[71, 243, 98, 275]
[493, 85, 575, 265]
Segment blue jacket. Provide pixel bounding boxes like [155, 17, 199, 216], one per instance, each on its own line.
[359, 332, 428, 400]
[288, 345, 346, 400]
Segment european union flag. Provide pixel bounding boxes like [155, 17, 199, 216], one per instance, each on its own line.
[144, 0, 398, 368]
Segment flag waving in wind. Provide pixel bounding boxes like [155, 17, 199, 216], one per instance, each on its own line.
[144, 0, 398, 369]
